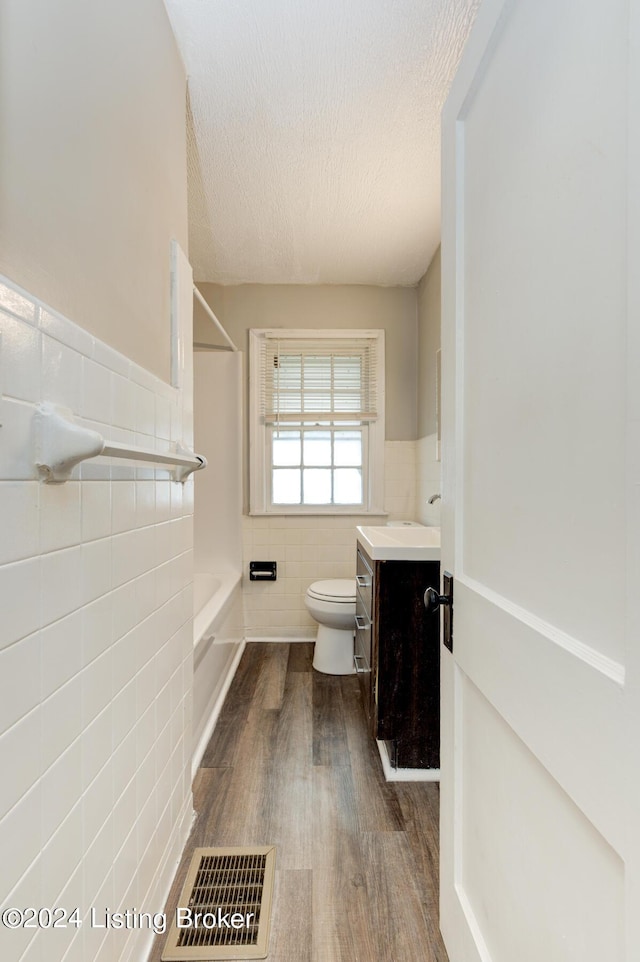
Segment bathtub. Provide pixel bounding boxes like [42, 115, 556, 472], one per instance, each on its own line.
[192, 569, 245, 775]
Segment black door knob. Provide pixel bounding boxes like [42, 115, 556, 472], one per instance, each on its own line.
[423, 586, 451, 615]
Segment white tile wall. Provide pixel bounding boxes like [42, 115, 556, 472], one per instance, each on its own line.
[242, 440, 422, 639]
[0, 276, 194, 962]
[241, 436, 445, 638]
[384, 439, 418, 521]
[416, 432, 442, 526]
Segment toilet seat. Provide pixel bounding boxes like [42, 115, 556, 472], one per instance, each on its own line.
[307, 579, 356, 604]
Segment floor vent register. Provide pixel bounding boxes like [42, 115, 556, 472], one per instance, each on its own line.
[161, 846, 276, 961]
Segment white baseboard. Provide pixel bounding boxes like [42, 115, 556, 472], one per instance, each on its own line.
[376, 740, 440, 782]
[245, 634, 315, 644]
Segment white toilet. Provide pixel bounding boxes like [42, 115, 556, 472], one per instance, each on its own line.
[305, 579, 356, 674]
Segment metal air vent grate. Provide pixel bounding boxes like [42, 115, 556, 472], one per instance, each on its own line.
[161, 846, 276, 961]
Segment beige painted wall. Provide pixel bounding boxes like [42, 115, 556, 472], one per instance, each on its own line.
[194, 282, 418, 440]
[417, 246, 441, 437]
[416, 247, 442, 524]
[0, 0, 187, 381]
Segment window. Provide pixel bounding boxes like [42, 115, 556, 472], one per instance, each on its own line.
[249, 329, 385, 514]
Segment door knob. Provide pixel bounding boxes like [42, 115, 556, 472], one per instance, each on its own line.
[423, 586, 451, 614]
[423, 572, 454, 652]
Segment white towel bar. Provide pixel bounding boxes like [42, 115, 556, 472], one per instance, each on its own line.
[34, 403, 207, 483]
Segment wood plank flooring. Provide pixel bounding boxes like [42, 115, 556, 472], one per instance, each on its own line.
[148, 643, 448, 962]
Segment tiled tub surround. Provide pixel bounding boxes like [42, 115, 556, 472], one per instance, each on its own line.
[0, 278, 195, 962]
[242, 440, 417, 639]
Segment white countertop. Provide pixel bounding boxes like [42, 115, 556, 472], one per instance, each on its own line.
[356, 525, 441, 561]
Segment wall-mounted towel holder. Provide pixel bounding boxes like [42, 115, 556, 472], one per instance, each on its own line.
[34, 402, 207, 483]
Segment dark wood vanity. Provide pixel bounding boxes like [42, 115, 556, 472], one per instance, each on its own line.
[355, 541, 440, 769]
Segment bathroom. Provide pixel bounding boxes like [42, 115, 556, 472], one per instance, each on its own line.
[189, 277, 443, 760]
[0, 2, 446, 959]
[3, 0, 633, 960]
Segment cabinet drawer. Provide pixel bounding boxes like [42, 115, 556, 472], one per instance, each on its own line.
[356, 548, 373, 617]
[354, 612, 371, 670]
[354, 594, 372, 722]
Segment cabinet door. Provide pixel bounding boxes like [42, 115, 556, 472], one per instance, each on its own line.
[377, 560, 440, 767]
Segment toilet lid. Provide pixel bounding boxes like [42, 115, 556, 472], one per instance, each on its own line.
[307, 579, 356, 603]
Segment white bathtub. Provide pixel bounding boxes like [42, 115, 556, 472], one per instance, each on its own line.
[192, 569, 245, 775]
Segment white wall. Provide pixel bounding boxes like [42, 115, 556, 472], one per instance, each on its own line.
[0, 0, 187, 382]
[193, 352, 243, 576]
[0, 4, 192, 961]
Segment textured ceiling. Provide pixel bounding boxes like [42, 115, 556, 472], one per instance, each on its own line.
[163, 0, 479, 286]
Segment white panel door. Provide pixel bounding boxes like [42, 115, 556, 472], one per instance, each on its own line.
[439, 1, 640, 960]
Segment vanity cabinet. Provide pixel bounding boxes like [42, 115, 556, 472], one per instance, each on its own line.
[355, 542, 440, 769]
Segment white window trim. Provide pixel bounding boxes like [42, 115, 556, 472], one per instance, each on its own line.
[249, 328, 385, 515]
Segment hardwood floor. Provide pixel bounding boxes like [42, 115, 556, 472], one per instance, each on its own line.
[148, 643, 448, 962]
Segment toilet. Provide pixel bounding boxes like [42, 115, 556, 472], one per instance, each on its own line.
[305, 579, 356, 674]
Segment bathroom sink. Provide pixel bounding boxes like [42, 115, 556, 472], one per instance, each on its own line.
[356, 525, 440, 561]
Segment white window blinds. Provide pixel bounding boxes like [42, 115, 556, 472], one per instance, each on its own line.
[259, 336, 380, 423]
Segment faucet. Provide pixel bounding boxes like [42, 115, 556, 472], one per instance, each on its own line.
[428, 493, 441, 504]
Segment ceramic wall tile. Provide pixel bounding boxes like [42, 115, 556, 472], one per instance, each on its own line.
[0, 482, 39, 564]
[0, 630, 41, 734]
[0, 707, 42, 820]
[1, 314, 41, 403]
[0, 275, 194, 960]
[241, 441, 417, 637]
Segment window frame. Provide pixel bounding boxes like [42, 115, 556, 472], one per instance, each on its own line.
[249, 328, 385, 515]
